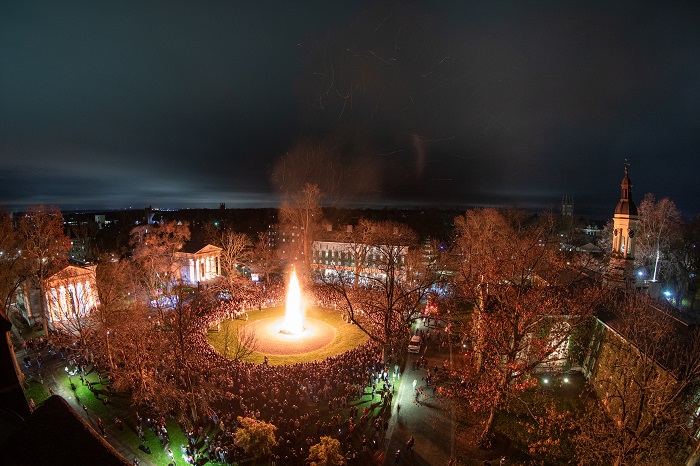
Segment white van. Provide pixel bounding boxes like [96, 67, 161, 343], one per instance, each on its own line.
[407, 335, 422, 353]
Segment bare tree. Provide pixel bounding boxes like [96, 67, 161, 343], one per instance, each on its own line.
[91, 259, 141, 371]
[218, 320, 258, 361]
[213, 229, 252, 293]
[17, 205, 72, 335]
[0, 211, 32, 321]
[317, 219, 442, 360]
[278, 183, 323, 279]
[451, 208, 600, 446]
[252, 231, 280, 284]
[0, 210, 32, 388]
[636, 194, 682, 285]
[129, 220, 190, 322]
[108, 300, 181, 416]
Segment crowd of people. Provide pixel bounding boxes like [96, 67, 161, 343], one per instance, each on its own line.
[17, 279, 408, 465]
[180, 282, 396, 464]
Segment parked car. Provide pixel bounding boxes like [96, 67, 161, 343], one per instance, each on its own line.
[407, 335, 422, 353]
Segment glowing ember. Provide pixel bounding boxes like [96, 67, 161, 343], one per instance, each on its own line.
[280, 267, 305, 334]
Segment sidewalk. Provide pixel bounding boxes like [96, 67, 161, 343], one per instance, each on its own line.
[382, 320, 459, 466]
[18, 343, 162, 466]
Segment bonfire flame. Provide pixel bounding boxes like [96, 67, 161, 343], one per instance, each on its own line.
[280, 267, 305, 334]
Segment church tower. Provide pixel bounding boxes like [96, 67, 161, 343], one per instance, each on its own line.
[604, 163, 639, 289]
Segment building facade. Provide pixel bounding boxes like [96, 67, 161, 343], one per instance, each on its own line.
[175, 242, 222, 286]
[43, 265, 100, 327]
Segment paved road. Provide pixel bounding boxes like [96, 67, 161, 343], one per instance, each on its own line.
[383, 320, 458, 466]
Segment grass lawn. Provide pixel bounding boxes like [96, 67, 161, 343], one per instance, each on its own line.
[207, 305, 368, 365]
[24, 379, 52, 405]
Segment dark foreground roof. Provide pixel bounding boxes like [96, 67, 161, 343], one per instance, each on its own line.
[597, 296, 699, 378]
[1, 396, 129, 466]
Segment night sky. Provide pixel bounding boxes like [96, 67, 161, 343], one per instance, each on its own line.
[1, 1, 698, 218]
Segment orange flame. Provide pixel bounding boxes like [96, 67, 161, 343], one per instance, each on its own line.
[281, 267, 305, 334]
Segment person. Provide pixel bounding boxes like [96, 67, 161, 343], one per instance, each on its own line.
[406, 436, 414, 451]
[395, 449, 401, 464]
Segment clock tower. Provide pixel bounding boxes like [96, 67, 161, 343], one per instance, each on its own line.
[605, 163, 639, 289]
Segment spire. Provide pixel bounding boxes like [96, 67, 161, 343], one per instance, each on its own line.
[615, 162, 637, 216]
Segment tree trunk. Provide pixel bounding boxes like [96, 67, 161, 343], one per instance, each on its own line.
[480, 403, 499, 447]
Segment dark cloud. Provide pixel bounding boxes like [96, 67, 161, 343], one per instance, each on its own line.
[1, 1, 698, 217]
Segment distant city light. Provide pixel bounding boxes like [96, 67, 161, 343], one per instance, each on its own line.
[542, 378, 549, 384]
[664, 290, 672, 298]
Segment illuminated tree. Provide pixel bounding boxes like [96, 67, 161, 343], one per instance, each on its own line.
[598, 219, 614, 258]
[317, 219, 443, 359]
[278, 183, 323, 279]
[92, 259, 140, 370]
[159, 286, 213, 421]
[17, 205, 72, 335]
[129, 220, 190, 321]
[451, 208, 599, 446]
[0, 210, 32, 388]
[212, 229, 252, 293]
[127, 221, 210, 418]
[216, 319, 258, 361]
[0, 211, 31, 320]
[234, 416, 277, 462]
[308, 436, 345, 466]
[252, 231, 280, 284]
[637, 194, 682, 283]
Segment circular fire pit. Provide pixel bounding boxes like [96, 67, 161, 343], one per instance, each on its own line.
[207, 306, 369, 365]
[243, 316, 337, 355]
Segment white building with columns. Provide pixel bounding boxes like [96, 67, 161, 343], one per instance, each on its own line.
[176, 242, 222, 286]
[43, 265, 99, 327]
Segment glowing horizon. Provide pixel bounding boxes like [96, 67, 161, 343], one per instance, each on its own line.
[280, 267, 305, 335]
